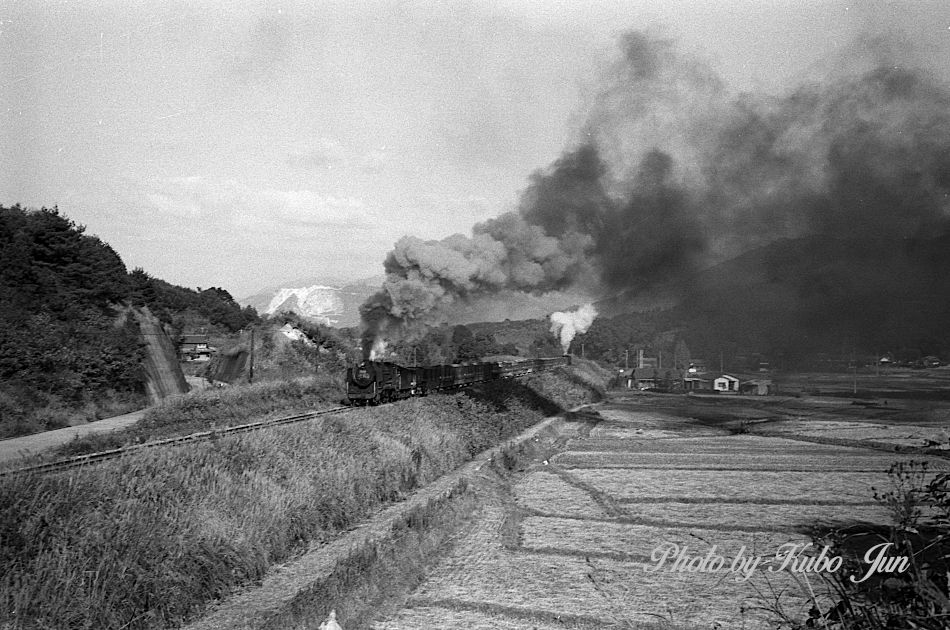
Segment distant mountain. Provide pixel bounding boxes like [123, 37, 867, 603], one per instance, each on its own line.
[240, 276, 383, 327]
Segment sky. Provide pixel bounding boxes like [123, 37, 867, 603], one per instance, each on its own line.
[3, 0, 949, 298]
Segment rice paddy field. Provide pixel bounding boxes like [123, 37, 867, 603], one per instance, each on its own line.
[370, 394, 950, 630]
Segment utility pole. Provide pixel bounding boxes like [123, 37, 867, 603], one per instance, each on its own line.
[851, 346, 858, 395]
[248, 327, 255, 383]
[625, 349, 629, 370]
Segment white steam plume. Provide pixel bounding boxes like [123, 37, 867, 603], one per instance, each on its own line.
[368, 338, 387, 361]
[549, 304, 598, 354]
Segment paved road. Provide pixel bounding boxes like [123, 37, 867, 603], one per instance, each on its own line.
[373, 399, 938, 629]
[0, 408, 148, 465]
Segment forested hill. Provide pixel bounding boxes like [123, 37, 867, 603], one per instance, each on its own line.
[0, 204, 259, 436]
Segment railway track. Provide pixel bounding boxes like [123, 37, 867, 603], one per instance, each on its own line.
[4, 358, 574, 479]
[0, 405, 350, 478]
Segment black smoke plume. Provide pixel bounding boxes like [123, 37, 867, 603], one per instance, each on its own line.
[361, 30, 950, 357]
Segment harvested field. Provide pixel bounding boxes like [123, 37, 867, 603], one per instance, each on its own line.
[764, 418, 950, 449]
[513, 471, 608, 518]
[565, 434, 877, 453]
[386, 499, 824, 628]
[374, 606, 573, 630]
[570, 468, 885, 503]
[620, 501, 892, 531]
[520, 516, 810, 560]
[371, 392, 942, 629]
[553, 451, 941, 471]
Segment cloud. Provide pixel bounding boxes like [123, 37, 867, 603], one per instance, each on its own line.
[287, 142, 391, 176]
[145, 176, 367, 230]
[286, 139, 347, 171]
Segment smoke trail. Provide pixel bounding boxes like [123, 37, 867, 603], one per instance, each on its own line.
[361, 30, 950, 355]
[550, 304, 598, 354]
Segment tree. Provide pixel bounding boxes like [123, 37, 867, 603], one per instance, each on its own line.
[674, 339, 692, 369]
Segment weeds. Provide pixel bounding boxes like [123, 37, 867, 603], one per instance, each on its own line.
[49, 375, 344, 458]
[0, 367, 602, 630]
[728, 420, 752, 435]
[764, 461, 950, 629]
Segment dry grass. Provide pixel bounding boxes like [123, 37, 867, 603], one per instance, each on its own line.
[0, 388, 146, 439]
[1, 407, 462, 629]
[405, 494, 816, 628]
[620, 502, 892, 532]
[520, 516, 811, 560]
[553, 451, 935, 471]
[566, 434, 876, 453]
[0, 368, 603, 630]
[49, 375, 344, 458]
[513, 471, 609, 518]
[373, 605, 574, 630]
[570, 469, 888, 503]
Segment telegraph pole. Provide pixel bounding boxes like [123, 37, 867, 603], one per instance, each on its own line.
[248, 327, 255, 383]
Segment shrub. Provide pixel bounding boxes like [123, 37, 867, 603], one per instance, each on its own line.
[790, 461, 950, 629]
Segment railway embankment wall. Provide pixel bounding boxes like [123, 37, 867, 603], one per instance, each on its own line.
[1, 363, 607, 630]
[134, 306, 190, 402]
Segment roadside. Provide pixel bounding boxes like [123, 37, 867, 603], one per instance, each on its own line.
[0, 407, 149, 465]
[0, 374, 210, 466]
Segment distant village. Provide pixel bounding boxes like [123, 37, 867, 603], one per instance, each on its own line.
[616, 349, 944, 396]
[615, 350, 773, 396]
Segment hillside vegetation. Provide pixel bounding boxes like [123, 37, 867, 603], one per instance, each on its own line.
[0, 365, 604, 630]
[0, 205, 259, 437]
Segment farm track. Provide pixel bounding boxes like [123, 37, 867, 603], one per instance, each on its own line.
[0, 406, 349, 478]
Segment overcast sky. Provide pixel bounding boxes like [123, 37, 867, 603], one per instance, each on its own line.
[2, 0, 948, 298]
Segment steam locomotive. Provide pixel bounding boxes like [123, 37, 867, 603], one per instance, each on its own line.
[346, 355, 572, 405]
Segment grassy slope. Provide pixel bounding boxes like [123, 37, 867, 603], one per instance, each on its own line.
[0, 365, 603, 630]
[31, 375, 344, 460]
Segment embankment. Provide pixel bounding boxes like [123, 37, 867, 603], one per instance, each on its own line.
[0, 363, 605, 630]
[134, 306, 189, 402]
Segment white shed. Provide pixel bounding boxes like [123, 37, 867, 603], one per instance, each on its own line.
[713, 374, 740, 393]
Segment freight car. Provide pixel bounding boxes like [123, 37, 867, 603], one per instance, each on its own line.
[346, 355, 571, 405]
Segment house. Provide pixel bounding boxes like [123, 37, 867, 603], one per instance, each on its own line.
[179, 334, 214, 361]
[628, 367, 685, 392]
[710, 373, 773, 395]
[684, 374, 712, 392]
[686, 361, 708, 375]
[739, 377, 773, 396]
[713, 374, 740, 393]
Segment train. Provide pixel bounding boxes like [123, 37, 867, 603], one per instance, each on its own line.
[346, 355, 572, 405]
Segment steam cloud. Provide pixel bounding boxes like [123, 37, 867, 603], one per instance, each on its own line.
[361, 30, 950, 357]
[550, 304, 598, 354]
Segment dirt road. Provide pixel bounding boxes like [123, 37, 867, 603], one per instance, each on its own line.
[373, 398, 943, 629]
[0, 408, 148, 465]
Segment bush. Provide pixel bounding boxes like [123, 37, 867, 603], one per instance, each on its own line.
[792, 461, 950, 629]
